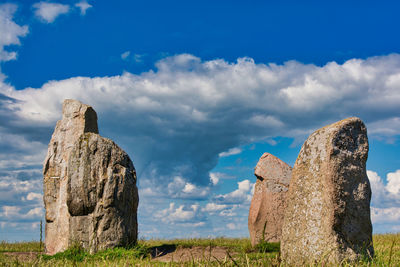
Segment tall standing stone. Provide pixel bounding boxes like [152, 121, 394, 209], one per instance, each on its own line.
[43, 99, 138, 254]
[43, 100, 98, 254]
[281, 117, 373, 265]
[248, 153, 291, 246]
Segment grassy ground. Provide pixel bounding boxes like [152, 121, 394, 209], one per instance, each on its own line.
[0, 233, 398, 266]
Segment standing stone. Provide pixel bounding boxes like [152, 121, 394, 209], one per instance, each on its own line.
[67, 133, 138, 252]
[281, 117, 373, 265]
[248, 153, 291, 246]
[43, 99, 98, 254]
[43, 99, 138, 254]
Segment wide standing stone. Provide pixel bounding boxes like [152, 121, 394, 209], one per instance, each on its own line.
[43, 99, 138, 254]
[248, 153, 291, 246]
[281, 117, 373, 265]
[67, 133, 138, 252]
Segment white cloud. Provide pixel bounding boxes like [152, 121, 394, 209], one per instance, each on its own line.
[75, 1, 92, 15]
[201, 203, 228, 213]
[371, 207, 400, 224]
[209, 172, 235, 185]
[155, 202, 205, 224]
[367, 170, 400, 208]
[0, 4, 28, 62]
[368, 117, 400, 143]
[219, 209, 237, 217]
[209, 173, 219, 185]
[0, 131, 47, 169]
[121, 51, 130, 60]
[166, 176, 210, 199]
[0, 170, 43, 228]
[33, 2, 70, 23]
[248, 115, 284, 128]
[1, 53, 400, 204]
[367, 170, 400, 232]
[26, 207, 43, 217]
[214, 180, 254, 204]
[139, 187, 158, 197]
[201, 202, 239, 217]
[1, 205, 43, 220]
[219, 147, 242, 158]
[26, 192, 42, 202]
[387, 170, 400, 194]
[2, 206, 20, 217]
[227, 223, 237, 230]
[121, 52, 145, 63]
[2, 54, 400, 190]
[0, 175, 42, 196]
[182, 182, 196, 193]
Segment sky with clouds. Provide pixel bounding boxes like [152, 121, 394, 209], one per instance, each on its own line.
[0, 0, 400, 241]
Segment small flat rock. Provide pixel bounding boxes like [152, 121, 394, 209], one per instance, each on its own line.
[152, 246, 236, 262]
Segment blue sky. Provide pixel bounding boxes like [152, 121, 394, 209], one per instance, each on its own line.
[0, 0, 399, 241]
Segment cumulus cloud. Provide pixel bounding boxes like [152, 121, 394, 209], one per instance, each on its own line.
[0, 174, 43, 232]
[0, 4, 28, 62]
[368, 117, 400, 143]
[219, 147, 242, 157]
[209, 173, 219, 185]
[1, 53, 400, 200]
[219, 208, 237, 217]
[367, 170, 400, 208]
[121, 51, 145, 63]
[0, 131, 48, 169]
[155, 202, 205, 224]
[368, 170, 400, 232]
[371, 207, 400, 224]
[121, 51, 130, 61]
[201, 202, 239, 218]
[214, 180, 254, 204]
[33, 2, 70, 23]
[166, 176, 211, 200]
[0, 205, 43, 221]
[201, 203, 228, 213]
[386, 170, 400, 194]
[0, 171, 42, 206]
[75, 1, 92, 15]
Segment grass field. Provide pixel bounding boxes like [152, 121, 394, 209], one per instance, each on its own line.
[0, 233, 398, 266]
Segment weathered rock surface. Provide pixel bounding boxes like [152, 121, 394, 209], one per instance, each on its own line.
[281, 117, 373, 265]
[248, 153, 291, 246]
[43, 99, 138, 254]
[67, 133, 138, 252]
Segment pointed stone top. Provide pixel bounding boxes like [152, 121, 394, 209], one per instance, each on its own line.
[62, 99, 98, 134]
[254, 152, 291, 185]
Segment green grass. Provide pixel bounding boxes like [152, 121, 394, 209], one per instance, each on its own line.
[0, 241, 43, 253]
[41, 242, 150, 262]
[0, 234, 398, 266]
